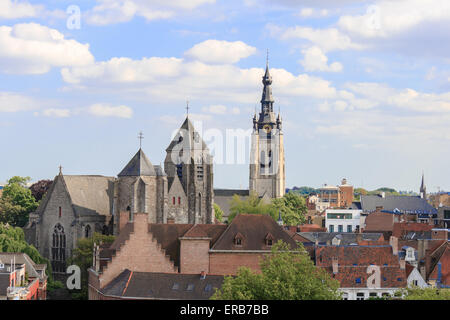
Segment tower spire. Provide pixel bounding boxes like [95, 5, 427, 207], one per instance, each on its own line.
[261, 50, 274, 115]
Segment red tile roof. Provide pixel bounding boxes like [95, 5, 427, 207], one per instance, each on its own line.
[315, 245, 407, 288]
[429, 243, 449, 286]
[393, 222, 433, 239]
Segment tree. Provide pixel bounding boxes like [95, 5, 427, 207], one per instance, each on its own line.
[29, 180, 53, 202]
[213, 203, 224, 223]
[228, 192, 306, 225]
[271, 192, 307, 226]
[0, 223, 53, 282]
[228, 192, 273, 222]
[398, 287, 450, 300]
[69, 232, 115, 300]
[211, 241, 341, 300]
[0, 176, 38, 227]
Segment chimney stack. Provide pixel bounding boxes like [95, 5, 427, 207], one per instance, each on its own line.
[389, 236, 398, 256]
[332, 257, 339, 274]
[399, 259, 406, 270]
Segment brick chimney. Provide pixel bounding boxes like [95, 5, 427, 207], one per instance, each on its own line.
[399, 259, 406, 270]
[389, 236, 398, 256]
[332, 257, 339, 274]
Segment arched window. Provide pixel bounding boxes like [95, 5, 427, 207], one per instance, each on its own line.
[102, 225, 109, 235]
[85, 225, 91, 238]
[51, 224, 66, 273]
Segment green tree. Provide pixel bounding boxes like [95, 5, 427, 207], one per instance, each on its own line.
[211, 241, 341, 300]
[0, 223, 53, 282]
[399, 287, 450, 300]
[228, 192, 306, 225]
[271, 192, 307, 225]
[69, 232, 115, 300]
[0, 176, 38, 227]
[213, 203, 224, 223]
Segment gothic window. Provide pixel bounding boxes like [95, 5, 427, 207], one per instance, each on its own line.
[173, 197, 176, 205]
[85, 225, 91, 238]
[59, 207, 62, 218]
[51, 224, 66, 273]
[178, 197, 181, 205]
[176, 164, 183, 179]
[197, 165, 204, 181]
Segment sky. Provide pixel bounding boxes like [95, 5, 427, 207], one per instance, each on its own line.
[0, 0, 449, 193]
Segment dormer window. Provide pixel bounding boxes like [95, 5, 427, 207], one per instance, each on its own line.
[265, 233, 274, 247]
[234, 233, 244, 247]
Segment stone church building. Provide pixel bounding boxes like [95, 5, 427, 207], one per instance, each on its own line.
[25, 117, 214, 273]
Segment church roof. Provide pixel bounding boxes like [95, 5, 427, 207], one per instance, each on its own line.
[166, 117, 209, 153]
[118, 149, 157, 177]
[63, 175, 115, 217]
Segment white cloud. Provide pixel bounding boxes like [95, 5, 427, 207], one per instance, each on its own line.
[0, 92, 37, 112]
[0, 0, 42, 19]
[86, 0, 215, 25]
[41, 108, 72, 118]
[0, 23, 94, 74]
[266, 23, 363, 52]
[338, 0, 450, 39]
[88, 103, 133, 118]
[184, 40, 257, 64]
[202, 104, 241, 115]
[300, 46, 343, 72]
[61, 53, 337, 103]
[296, 8, 329, 18]
[202, 104, 227, 114]
[299, 8, 314, 17]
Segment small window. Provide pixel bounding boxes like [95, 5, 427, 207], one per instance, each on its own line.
[355, 278, 362, 284]
[356, 293, 365, 300]
[59, 207, 62, 218]
[235, 238, 242, 246]
[397, 278, 402, 281]
[383, 277, 387, 281]
[172, 283, 179, 290]
[267, 239, 273, 246]
[204, 284, 212, 292]
[173, 197, 175, 205]
[186, 284, 194, 291]
[178, 197, 181, 205]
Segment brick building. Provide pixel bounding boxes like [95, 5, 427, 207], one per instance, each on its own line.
[316, 179, 354, 210]
[88, 213, 297, 300]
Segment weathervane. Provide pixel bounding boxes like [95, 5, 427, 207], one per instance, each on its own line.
[138, 131, 144, 148]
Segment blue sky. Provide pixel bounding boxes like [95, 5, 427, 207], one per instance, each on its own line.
[1, 0, 449, 193]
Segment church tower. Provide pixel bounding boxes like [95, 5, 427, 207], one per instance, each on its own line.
[249, 58, 285, 199]
[164, 116, 214, 224]
[420, 172, 427, 199]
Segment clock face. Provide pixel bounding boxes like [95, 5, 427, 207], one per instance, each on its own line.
[263, 124, 272, 133]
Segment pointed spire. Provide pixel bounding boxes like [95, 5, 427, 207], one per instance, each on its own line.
[420, 171, 427, 199]
[118, 149, 156, 177]
[277, 210, 283, 226]
[59, 165, 63, 175]
[261, 50, 274, 114]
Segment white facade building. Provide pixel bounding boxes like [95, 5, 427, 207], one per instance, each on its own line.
[326, 209, 362, 233]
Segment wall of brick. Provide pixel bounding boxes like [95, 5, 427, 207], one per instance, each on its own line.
[99, 213, 177, 288]
[209, 252, 266, 276]
[179, 239, 210, 274]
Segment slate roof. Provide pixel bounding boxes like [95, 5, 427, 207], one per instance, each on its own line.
[118, 149, 157, 177]
[213, 189, 249, 219]
[63, 175, 115, 217]
[298, 232, 383, 245]
[429, 243, 450, 286]
[361, 195, 437, 214]
[101, 269, 224, 300]
[0, 252, 47, 281]
[211, 214, 298, 251]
